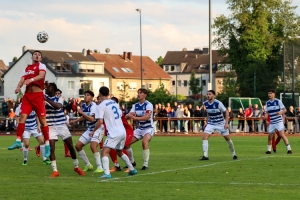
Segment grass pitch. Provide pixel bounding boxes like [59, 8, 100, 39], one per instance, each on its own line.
[1, 135, 300, 200]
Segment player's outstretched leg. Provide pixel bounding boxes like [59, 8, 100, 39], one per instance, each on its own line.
[224, 136, 238, 160]
[75, 141, 93, 172]
[65, 138, 84, 176]
[116, 150, 137, 176]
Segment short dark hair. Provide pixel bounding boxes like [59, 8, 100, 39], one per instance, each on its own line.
[32, 50, 42, 57]
[56, 89, 62, 94]
[268, 89, 276, 94]
[49, 82, 57, 92]
[207, 90, 216, 95]
[111, 97, 119, 103]
[138, 88, 148, 95]
[84, 90, 94, 97]
[99, 86, 109, 96]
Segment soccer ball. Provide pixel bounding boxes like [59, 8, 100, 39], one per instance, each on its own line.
[37, 31, 49, 43]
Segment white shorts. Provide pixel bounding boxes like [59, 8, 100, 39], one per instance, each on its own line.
[23, 129, 42, 139]
[49, 125, 72, 141]
[268, 122, 285, 134]
[104, 133, 126, 150]
[134, 128, 154, 140]
[204, 124, 229, 136]
[79, 129, 104, 145]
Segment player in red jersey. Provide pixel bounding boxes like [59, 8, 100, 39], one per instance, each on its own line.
[109, 97, 135, 172]
[8, 51, 50, 157]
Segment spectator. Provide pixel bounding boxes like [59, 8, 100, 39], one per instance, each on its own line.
[296, 107, 300, 133]
[176, 104, 184, 132]
[69, 109, 75, 119]
[188, 104, 194, 132]
[7, 98, 14, 111]
[121, 105, 128, 116]
[194, 105, 201, 133]
[236, 108, 244, 132]
[8, 108, 15, 119]
[0, 120, 6, 131]
[62, 97, 68, 111]
[261, 105, 267, 132]
[153, 104, 159, 133]
[173, 102, 178, 112]
[6, 119, 15, 132]
[173, 102, 178, 130]
[66, 97, 73, 113]
[168, 107, 176, 132]
[200, 103, 207, 131]
[2, 98, 8, 117]
[14, 98, 21, 111]
[286, 105, 295, 133]
[244, 104, 253, 132]
[158, 104, 168, 132]
[64, 109, 70, 127]
[166, 102, 171, 114]
[227, 107, 234, 133]
[253, 104, 262, 132]
[183, 105, 190, 134]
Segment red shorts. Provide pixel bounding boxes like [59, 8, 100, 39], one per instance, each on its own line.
[21, 92, 46, 117]
[125, 129, 133, 147]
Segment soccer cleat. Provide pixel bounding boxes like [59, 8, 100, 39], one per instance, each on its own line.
[35, 146, 40, 157]
[233, 155, 238, 160]
[273, 150, 276, 153]
[50, 171, 60, 178]
[64, 153, 71, 158]
[110, 166, 121, 172]
[74, 167, 85, 176]
[43, 159, 51, 165]
[8, 141, 22, 150]
[99, 174, 112, 179]
[44, 145, 50, 157]
[127, 169, 138, 176]
[265, 151, 271, 154]
[22, 160, 27, 166]
[124, 168, 130, 173]
[83, 165, 94, 172]
[94, 168, 104, 173]
[287, 150, 292, 154]
[200, 156, 209, 160]
[141, 166, 148, 170]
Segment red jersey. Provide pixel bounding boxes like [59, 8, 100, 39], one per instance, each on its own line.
[22, 62, 46, 91]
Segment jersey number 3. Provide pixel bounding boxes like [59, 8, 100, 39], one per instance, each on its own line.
[112, 106, 120, 119]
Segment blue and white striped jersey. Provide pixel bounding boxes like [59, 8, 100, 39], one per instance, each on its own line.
[15, 103, 38, 130]
[265, 98, 285, 124]
[45, 95, 65, 126]
[130, 100, 153, 130]
[81, 102, 98, 131]
[204, 99, 227, 126]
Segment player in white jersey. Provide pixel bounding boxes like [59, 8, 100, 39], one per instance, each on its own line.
[90, 86, 137, 179]
[45, 82, 85, 177]
[264, 89, 292, 154]
[126, 88, 154, 170]
[70, 90, 104, 173]
[14, 102, 51, 165]
[200, 90, 238, 161]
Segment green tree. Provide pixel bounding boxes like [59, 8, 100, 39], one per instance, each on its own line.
[155, 56, 164, 66]
[119, 80, 130, 101]
[213, 0, 300, 99]
[146, 80, 173, 105]
[12, 57, 17, 62]
[188, 70, 201, 99]
[216, 73, 239, 107]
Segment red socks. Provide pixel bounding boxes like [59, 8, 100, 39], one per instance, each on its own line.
[41, 126, 49, 142]
[109, 149, 118, 164]
[16, 123, 25, 139]
[64, 143, 69, 154]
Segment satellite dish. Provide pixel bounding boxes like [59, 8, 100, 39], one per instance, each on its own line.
[105, 48, 110, 53]
[182, 48, 187, 51]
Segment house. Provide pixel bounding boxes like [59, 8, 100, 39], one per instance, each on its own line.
[90, 51, 171, 101]
[161, 47, 232, 99]
[0, 60, 8, 97]
[2, 47, 110, 100]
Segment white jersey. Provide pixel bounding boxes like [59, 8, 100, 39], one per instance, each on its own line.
[96, 99, 125, 137]
[130, 100, 154, 130]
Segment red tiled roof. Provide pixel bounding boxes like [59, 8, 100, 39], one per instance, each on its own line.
[91, 53, 171, 80]
[0, 60, 8, 74]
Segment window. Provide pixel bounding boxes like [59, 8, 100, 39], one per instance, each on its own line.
[172, 81, 175, 86]
[112, 67, 119, 72]
[148, 83, 152, 90]
[117, 82, 124, 90]
[126, 68, 133, 72]
[80, 80, 93, 91]
[165, 66, 169, 71]
[171, 66, 175, 71]
[129, 82, 137, 90]
[178, 80, 182, 87]
[184, 80, 188, 87]
[68, 81, 75, 90]
[202, 80, 206, 86]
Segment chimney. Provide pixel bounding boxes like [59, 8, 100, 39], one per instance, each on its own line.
[22, 46, 27, 54]
[203, 47, 209, 54]
[123, 52, 127, 60]
[82, 48, 87, 56]
[87, 49, 91, 55]
[127, 52, 132, 61]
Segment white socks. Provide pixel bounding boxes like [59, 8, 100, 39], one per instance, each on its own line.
[23, 148, 28, 161]
[142, 149, 150, 167]
[94, 152, 103, 170]
[267, 145, 272, 151]
[78, 150, 91, 166]
[126, 148, 135, 163]
[202, 140, 208, 157]
[102, 156, 110, 175]
[226, 139, 236, 157]
[73, 159, 79, 168]
[51, 160, 58, 172]
[121, 154, 134, 171]
[286, 144, 292, 151]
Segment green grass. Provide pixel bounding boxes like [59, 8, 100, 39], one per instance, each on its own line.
[1, 135, 300, 200]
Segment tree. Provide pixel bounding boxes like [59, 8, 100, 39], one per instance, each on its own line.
[188, 70, 201, 99]
[12, 57, 17, 62]
[213, 0, 300, 99]
[146, 80, 173, 105]
[155, 56, 164, 66]
[94, 49, 99, 53]
[216, 73, 239, 107]
[119, 80, 130, 101]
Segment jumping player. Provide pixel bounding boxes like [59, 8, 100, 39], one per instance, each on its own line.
[70, 90, 104, 173]
[200, 90, 238, 160]
[264, 89, 291, 154]
[126, 88, 154, 170]
[45, 83, 84, 177]
[9, 50, 50, 157]
[90, 86, 137, 179]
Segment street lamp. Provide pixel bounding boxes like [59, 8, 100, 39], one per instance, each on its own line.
[136, 8, 143, 88]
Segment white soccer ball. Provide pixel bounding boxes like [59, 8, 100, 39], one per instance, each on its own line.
[37, 31, 49, 43]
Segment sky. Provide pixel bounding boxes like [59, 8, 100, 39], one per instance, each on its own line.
[0, 0, 300, 66]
